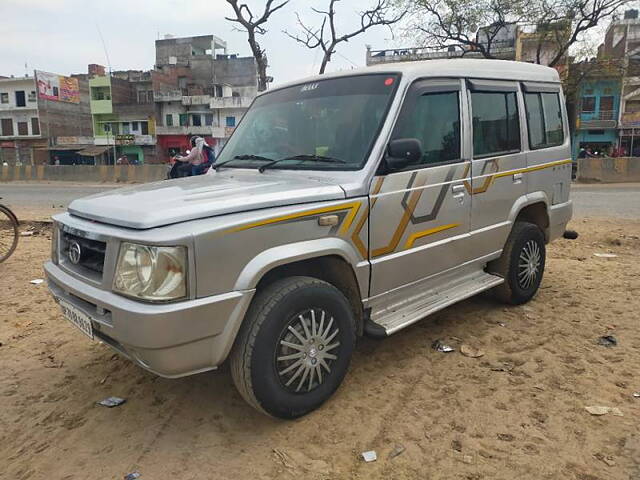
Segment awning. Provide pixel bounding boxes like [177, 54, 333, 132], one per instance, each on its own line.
[77, 146, 109, 156]
[35, 145, 92, 151]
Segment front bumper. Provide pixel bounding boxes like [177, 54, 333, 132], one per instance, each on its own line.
[45, 261, 255, 378]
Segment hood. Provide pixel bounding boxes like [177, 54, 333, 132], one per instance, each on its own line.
[68, 169, 346, 229]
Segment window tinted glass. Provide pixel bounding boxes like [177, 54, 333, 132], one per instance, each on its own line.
[525, 93, 545, 148]
[471, 91, 520, 157]
[524, 92, 564, 149]
[542, 93, 563, 145]
[392, 91, 460, 167]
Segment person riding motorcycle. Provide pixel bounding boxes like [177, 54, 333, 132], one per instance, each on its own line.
[175, 136, 215, 176]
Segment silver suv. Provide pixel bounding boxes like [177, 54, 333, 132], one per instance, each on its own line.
[45, 60, 572, 418]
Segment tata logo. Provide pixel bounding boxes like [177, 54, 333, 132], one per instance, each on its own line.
[68, 240, 82, 265]
[301, 83, 319, 92]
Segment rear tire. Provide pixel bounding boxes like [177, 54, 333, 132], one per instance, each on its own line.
[488, 221, 546, 305]
[230, 276, 356, 419]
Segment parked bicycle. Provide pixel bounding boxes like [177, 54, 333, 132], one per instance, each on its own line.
[0, 199, 19, 262]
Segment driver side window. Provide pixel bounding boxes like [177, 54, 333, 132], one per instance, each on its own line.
[392, 91, 461, 169]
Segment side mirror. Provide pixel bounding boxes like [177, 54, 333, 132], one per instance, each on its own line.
[385, 138, 422, 172]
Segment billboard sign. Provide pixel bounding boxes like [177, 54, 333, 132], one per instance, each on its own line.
[35, 70, 80, 104]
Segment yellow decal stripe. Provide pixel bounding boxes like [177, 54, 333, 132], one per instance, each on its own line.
[227, 201, 361, 233]
[351, 177, 384, 259]
[464, 158, 571, 195]
[404, 223, 460, 250]
[339, 202, 362, 235]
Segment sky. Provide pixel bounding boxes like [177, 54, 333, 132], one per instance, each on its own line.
[0, 0, 404, 86]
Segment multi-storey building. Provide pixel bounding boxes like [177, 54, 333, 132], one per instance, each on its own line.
[572, 71, 622, 158]
[0, 72, 92, 165]
[153, 34, 258, 162]
[89, 64, 157, 164]
[600, 9, 640, 154]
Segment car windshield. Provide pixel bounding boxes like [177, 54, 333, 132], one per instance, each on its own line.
[215, 74, 400, 171]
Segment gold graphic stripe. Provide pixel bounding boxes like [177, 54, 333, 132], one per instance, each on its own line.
[404, 223, 460, 250]
[464, 158, 571, 195]
[371, 183, 425, 258]
[227, 201, 361, 233]
[351, 177, 384, 259]
[339, 202, 362, 235]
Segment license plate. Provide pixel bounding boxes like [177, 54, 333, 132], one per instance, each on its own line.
[59, 300, 94, 340]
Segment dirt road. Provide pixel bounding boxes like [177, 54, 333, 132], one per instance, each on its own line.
[1, 216, 639, 479]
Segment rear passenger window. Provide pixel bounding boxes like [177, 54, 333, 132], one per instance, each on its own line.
[471, 92, 520, 157]
[524, 92, 564, 149]
[393, 91, 460, 167]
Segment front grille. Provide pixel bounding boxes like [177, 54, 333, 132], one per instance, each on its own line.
[60, 230, 107, 279]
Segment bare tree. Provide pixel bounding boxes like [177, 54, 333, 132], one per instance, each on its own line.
[285, 0, 406, 74]
[402, 0, 631, 67]
[225, 0, 290, 91]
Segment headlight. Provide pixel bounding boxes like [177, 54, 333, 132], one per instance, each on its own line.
[113, 243, 187, 302]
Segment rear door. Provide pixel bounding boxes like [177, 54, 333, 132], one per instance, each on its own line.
[368, 79, 472, 297]
[466, 80, 527, 259]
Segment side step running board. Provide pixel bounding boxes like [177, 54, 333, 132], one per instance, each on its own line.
[365, 271, 504, 337]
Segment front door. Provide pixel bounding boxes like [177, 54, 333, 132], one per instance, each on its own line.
[368, 79, 472, 297]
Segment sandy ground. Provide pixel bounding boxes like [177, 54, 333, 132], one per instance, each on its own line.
[1, 215, 639, 480]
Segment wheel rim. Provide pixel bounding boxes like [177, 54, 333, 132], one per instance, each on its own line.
[275, 308, 340, 393]
[517, 239, 541, 290]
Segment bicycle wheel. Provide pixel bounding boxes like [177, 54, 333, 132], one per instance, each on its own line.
[0, 205, 19, 262]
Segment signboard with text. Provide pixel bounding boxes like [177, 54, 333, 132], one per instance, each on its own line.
[35, 70, 80, 104]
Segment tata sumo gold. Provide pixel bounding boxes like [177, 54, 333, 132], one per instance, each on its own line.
[45, 60, 572, 418]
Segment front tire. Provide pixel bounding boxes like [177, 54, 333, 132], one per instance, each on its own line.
[230, 276, 356, 419]
[489, 221, 546, 305]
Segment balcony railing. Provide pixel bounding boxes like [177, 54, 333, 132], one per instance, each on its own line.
[578, 110, 617, 129]
[155, 125, 213, 135]
[153, 90, 184, 102]
[621, 111, 640, 127]
[209, 96, 253, 109]
[182, 95, 211, 106]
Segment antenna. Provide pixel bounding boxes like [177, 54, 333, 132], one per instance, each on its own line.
[95, 23, 113, 73]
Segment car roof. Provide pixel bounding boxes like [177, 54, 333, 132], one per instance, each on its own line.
[266, 59, 560, 95]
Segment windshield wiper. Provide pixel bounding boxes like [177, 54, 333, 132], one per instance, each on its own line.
[212, 154, 273, 171]
[258, 154, 347, 173]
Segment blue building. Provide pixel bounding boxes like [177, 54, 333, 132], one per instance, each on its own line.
[573, 78, 621, 159]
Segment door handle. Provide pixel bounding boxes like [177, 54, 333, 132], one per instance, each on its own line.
[451, 184, 466, 194]
[513, 173, 523, 184]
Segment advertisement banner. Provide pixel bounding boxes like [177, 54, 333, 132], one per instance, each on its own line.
[35, 70, 80, 104]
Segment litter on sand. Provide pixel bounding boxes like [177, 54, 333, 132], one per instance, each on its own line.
[632, 392, 640, 398]
[585, 406, 623, 417]
[124, 473, 141, 480]
[389, 444, 405, 459]
[597, 335, 617, 347]
[460, 344, 484, 358]
[30, 279, 44, 285]
[20, 231, 34, 237]
[563, 230, 579, 240]
[593, 253, 617, 258]
[432, 340, 454, 353]
[361, 451, 377, 462]
[98, 396, 126, 408]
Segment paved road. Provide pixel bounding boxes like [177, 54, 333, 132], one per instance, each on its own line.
[0, 183, 117, 209]
[571, 183, 640, 219]
[1, 181, 639, 219]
